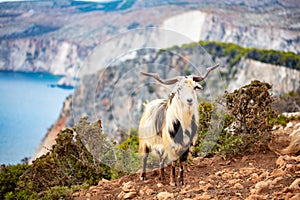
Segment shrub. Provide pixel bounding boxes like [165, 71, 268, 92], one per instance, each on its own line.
[0, 164, 31, 199]
[193, 80, 276, 158]
[19, 122, 104, 194]
[224, 80, 275, 135]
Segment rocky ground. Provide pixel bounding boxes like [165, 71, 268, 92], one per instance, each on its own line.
[73, 120, 300, 200]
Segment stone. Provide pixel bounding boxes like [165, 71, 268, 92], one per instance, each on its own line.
[72, 192, 80, 197]
[221, 172, 232, 180]
[284, 122, 294, 130]
[122, 181, 136, 192]
[89, 186, 97, 190]
[157, 183, 164, 188]
[98, 178, 109, 186]
[233, 183, 244, 190]
[117, 191, 125, 199]
[239, 167, 257, 176]
[276, 156, 286, 166]
[123, 191, 137, 199]
[271, 168, 287, 177]
[246, 194, 268, 200]
[252, 180, 272, 194]
[202, 183, 213, 191]
[289, 193, 300, 200]
[247, 173, 260, 183]
[228, 179, 241, 185]
[157, 191, 174, 200]
[145, 188, 155, 195]
[91, 188, 101, 194]
[194, 192, 211, 200]
[289, 178, 300, 190]
[140, 186, 155, 196]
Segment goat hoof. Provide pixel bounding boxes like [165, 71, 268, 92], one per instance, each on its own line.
[180, 181, 185, 186]
[140, 177, 146, 181]
[170, 182, 177, 186]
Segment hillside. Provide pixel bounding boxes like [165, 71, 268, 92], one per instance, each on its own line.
[74, 152, 300, 199]
[74, 120, 300, 200]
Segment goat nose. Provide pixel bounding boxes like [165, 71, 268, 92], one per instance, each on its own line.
[187, 98, 193, 104]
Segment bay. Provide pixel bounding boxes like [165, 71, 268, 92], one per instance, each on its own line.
[0, 71, 73, 164]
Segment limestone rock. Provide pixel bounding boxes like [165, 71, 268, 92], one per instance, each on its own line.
[157, 191, 175, 200]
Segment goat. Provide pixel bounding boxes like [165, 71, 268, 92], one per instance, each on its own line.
[138, 64, 219, 186]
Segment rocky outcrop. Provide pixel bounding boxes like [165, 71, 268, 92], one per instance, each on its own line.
[228, 59, 300, 95]
[0, 38, 86, 76]
[162, 9, 300, 53]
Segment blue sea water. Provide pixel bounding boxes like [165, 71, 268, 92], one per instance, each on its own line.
[0, 71, 73, 164]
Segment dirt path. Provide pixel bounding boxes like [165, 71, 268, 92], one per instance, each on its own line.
[73, 150, 300, 200]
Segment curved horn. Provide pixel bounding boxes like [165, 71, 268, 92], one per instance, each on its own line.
[140, 72, 181, 85]
[191, 63, 219, 82]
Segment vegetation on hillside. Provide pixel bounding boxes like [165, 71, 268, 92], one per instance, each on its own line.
[198, 41, 300, 70]
[179, 41, 300, 81]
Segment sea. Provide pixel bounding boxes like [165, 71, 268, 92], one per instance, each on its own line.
[0, 71, 73, 165]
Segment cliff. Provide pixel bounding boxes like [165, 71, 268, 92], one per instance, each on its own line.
[0, 0, 299, 78]
[0, 38, 86, 76]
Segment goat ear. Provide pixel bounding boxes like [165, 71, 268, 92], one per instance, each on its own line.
[194, 83, 203, 90]
[194, 84, 203, 90]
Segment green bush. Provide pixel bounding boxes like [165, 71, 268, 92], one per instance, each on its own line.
[0, 164, 31, 199]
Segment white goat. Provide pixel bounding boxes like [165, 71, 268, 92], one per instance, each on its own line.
[138, 64, 219, 186]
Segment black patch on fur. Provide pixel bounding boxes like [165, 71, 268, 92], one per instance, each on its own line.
[169, 120, 184, 145]
[191, 115, 198, 141]
[179, 149, 189, 162]
[185, 129, 190, 138]
[145, 146, 150, 154]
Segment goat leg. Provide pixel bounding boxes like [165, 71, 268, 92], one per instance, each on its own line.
[178, 149, 189, 185]
[159, 158, 165, 182]
[170, 161, 177, 186]
[140, 153, 148, 180]
[178, 161, 185, 185]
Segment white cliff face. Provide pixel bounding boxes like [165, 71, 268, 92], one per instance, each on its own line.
[0, 38, 84, 76]
[161, 10, 300, 53]
[228, 59, 300, 95]
[162, 11, 207, 42]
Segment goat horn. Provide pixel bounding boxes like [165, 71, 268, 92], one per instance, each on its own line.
[140, 72, 180, 85]
[191, 63, 219, 82]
